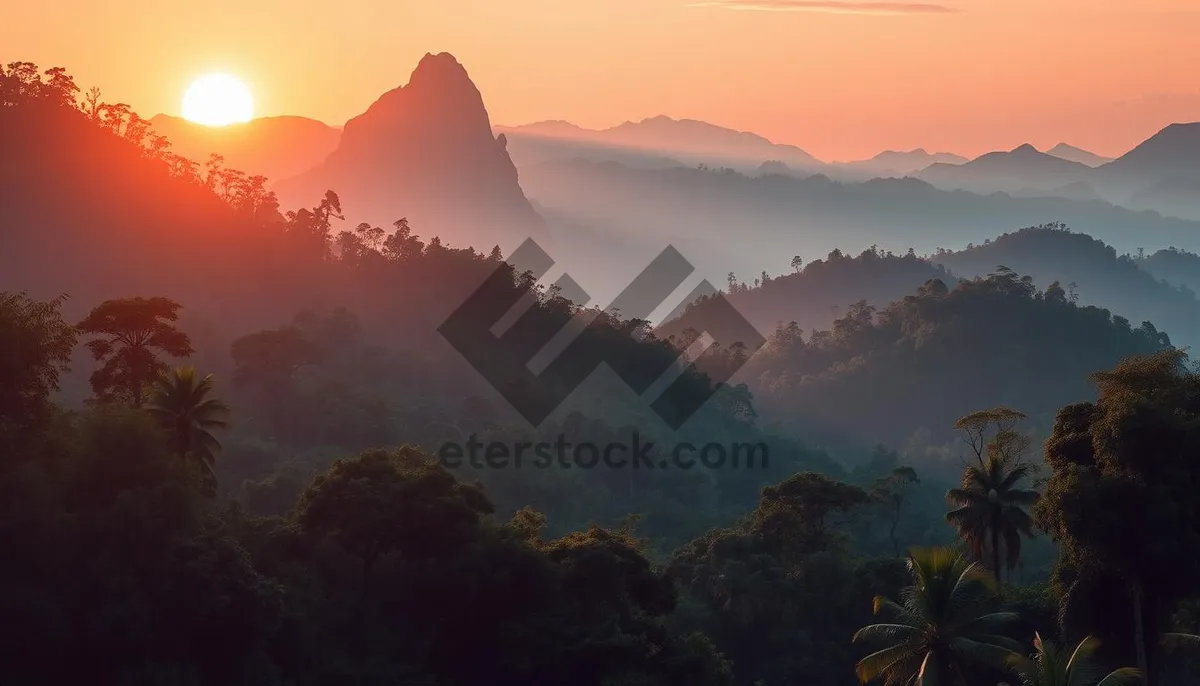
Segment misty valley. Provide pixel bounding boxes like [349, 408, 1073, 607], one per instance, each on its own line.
[5, 52, 1200, 686]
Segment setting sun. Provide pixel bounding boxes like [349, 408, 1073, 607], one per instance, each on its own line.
[181, 74, 253, 126]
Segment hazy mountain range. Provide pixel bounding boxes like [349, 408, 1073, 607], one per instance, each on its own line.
[128, 51, 1200, 307]
[495, 117, 825, 172]
[150, 87, 1200, 230]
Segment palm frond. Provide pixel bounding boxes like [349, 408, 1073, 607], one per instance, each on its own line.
[1093, 668, 1143, 686]
[947, 636, 1020, 672]
[853, 623, 921, 645]
[854, 642, 924, 683]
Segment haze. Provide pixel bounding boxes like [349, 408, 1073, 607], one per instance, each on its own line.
[6, 0, 1199, 160]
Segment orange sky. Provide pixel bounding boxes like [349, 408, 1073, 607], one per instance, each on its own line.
[5, 0, 1200, 160]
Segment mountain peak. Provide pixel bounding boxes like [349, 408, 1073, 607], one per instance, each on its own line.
[1046, 142, 1113, 168]
[1011, 143, 1040, 154]
[275, 52, 542, 250]
[409, 52, 470, 88]
[1049, 143, 1083, 154]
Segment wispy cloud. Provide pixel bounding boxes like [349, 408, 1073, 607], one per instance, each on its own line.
[685, 0, 958, 16]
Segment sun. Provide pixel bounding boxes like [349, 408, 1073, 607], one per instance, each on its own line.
[182, 74, 254, 126]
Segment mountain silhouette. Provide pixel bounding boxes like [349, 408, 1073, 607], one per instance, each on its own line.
[840, 149, 967, 176]
[148, 114, 340, 181]
[756, 160, 794, 177]
[1046, 143, 1112, 167]
[497, 116, 823, 171]
[276, 52, 544, 252]
[917, 143, 1092, 194]
[1098, 122, 1200, 186]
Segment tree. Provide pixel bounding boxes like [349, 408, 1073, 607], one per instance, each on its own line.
[945, 453, 1038, 584]
[1037, 350, 1200, 683]
[382, 218, 424, 263]
[230, 326, 320, 440]
[751, 471, 873, 562]
[284, 191, 343, 260]
[0, 292, 77, 442]
[1007, 634, 1141, 686]
[791, 255, 804, 273]
[871, 466, 920, 557]
[146, 367, 230, 490]
[946, 408, 1038, 583]
[954, 407, 1028, 468]
[668, 471, 904, 686]
[77, 297, 194, 406]
[294, 447, 492, 585]
[853, 546, 1023, 686]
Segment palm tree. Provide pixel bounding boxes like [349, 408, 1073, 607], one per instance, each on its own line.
[945, 454, 1039, 582]
[853, 546, 1023, 685]
[147, 367, 230, 487]
[1008, 634, 1141, 686]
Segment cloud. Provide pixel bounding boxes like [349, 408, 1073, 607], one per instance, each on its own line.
[685, 0, 958, 15]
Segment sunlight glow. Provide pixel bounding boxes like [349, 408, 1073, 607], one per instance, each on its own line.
[181, 74, 254, 126]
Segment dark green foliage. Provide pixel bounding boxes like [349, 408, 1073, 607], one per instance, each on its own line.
[936, 224, 1200, 349]
[0, 405, 284, 684]
[853, 547, 1023, 686]
[237, 449, 735, 685]
[743, 267, 1171, 453]
[667, 472, 908, 685]
[147, 366, 231, 493]
[660, 245, 948, 341]
[1038, 350, 1200, 679]
[0, 292, 77, 447]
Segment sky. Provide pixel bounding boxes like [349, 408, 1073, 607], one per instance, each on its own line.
[5, 0, 1200, 161]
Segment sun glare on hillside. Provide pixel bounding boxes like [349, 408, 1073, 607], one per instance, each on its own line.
[181, 74, 253, 126]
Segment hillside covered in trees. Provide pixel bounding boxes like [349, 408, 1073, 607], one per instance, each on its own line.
[1138, 246, 1200, 295]
[933, 224, 1200, 349]
[737, 269, 1171, 457]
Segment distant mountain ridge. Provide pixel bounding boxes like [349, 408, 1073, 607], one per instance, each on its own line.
[917, 143, 1094, 193]
[518, 156, 1200, 278]
[911, 124, 1200, 218]
[148, 114, 340, 182]
[1046, 143, 1112, 167]
[841, 149, 968, 176]
[1099, 122, 1200, 183]
[497, 116, 824, 171]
